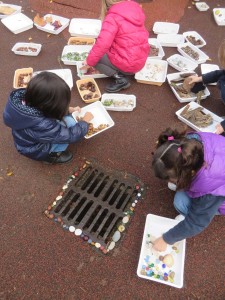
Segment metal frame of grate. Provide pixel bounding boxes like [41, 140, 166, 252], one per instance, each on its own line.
[45, 160, 145, 254]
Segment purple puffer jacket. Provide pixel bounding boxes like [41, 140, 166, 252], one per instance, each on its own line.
[87, 0, 150, 73]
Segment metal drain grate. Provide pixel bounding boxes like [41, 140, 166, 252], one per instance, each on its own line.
[45, 159, 145, 254]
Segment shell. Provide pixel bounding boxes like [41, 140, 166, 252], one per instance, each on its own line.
[163, 254, 174, 268]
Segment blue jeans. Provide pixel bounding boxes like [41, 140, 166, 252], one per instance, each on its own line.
[173, 191, 191, 216]
[49, 115, 76, 153]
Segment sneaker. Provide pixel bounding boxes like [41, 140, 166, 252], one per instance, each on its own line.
[168, 182, 177, 191]
[175, 214, 185, 222]
[44, 150, 73, 164]
[105, 75, 130, 93]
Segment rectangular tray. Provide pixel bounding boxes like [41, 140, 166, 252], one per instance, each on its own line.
[137, 214, 186, 289]
[153, 22, 179, 34]
[72, 101, 115, 139]
[61, 45, 92, 65]
[148, 38, 165, 60]
[196, 2, 209, 11]
[167, 72, 210, 103]
[167, 54, 198, 72]
[101, 93, 136, 111]
[13, 67, 33, 89]
[213, 8, 225, 26]
[0, 3, 21, 19]
[69, 18, 101, 38]
[68, 37, 95, 46]
[11, 42, 42, 56]
[76, 78, 101, 103]
[76, 61, 108, 79]
[34, 14, 70, 35]
[1, 12, 33, 34]
[135, 58, 168, 86]
[176, 102, 223, 132]
[183, 31, 206, 48]
[157, 34, 184, 47]
[177, 42, 209, 64]
[201, 64, 220, 85]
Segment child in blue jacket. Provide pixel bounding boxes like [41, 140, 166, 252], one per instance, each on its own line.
[3, 72, 93, 164]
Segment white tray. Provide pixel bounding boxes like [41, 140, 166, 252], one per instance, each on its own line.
[183, 31, 206, 48]
[0, 3, 21, 19]
[153, 22, 179, 34]
[135, 58, 168, 86]
[177, 42, 209, 64]
[76, 61, 108, 79]
[11, 42, 42, 56]
[157, 34, 184, 47]
[176, 102, 223, 132]
[33, 69, 73, 90]
[167, 54, 198, 72]
[101, 93, 136, 111]
[72, 101, 115, 139]
[196, 2, 209, 11]
[213, 8, 225, 26]
[167, 72, 210, 103]
[34, 14, 70, 35]
[69, 18, 101, 38]
[137, 214, 186, 289]
[61, 45, 92, 65]
[148, 38, 165, 60]
[1, 12, 33, 34]
[201, 64, 220, 85]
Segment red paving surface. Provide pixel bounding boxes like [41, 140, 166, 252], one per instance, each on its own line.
[1, 0, 224, 299]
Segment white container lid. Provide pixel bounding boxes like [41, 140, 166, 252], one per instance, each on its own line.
[157, 34, 184, 47]
[101, 93, 136, 111]
[153, 22, 179, 34]
[0, 3, 21, 19]
[183, 31, 206, 48]
[195, 2, 210, 11]
[213, 8, 225, 26]
[34, 14, 70, 35]
[11, 43, 42, 56]
[69, 18, 102, 38]
[167, 54, 198, 72]
[177, 42, 209, 64]
[61, 45, 92, 65]
[148, 38, 165, 59]
[1, 12, 33, 34]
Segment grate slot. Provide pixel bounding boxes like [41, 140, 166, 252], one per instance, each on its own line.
[59, 193, 80, 216]
[102, 180, 119, 202]
[54, 190, 75, 213]
[82, 205, 102, 230]
[87, 172, 104, 194]
[90, 208, 109, 233]
[73, 166, 93, 188]
[75, 200, 94, 224]
[80, 169, 99, 190]
[67, 196, 87, 221]
[93, 176, 110, 197]
[108, 183, 125, 206]
[103, 216, 122, 243]
[115, 187, 133, 210]
[97, 213, 116, 238]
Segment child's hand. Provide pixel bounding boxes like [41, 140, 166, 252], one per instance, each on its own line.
[68, 106, 81, 114]
[215, 123, 224, 135]
[188, 75, 202, 85]
[80, 60, 90, 71]
[152, 236, 168, 252]
[82, 112, 94, 123]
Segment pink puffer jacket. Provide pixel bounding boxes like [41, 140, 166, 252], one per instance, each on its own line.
[87, 0, 150, 73]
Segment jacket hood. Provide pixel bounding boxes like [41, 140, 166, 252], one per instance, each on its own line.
[109, 1, 145, 26]
[3, 89, 43, 130]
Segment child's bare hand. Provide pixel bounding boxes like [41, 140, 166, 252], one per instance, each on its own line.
[80, 60, 90, 71]
[82, 112, 94, 123]
[152, 236, 168, 252]
[188, 75, 202, 85]
[215, 123, 224, 135]
[69, 106, 81, 114]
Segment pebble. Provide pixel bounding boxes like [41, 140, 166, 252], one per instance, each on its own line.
[137, 193, 141, 198]
[132, 203, 136, 207]
[95, 243, 101, 248]
[75, 229, 82, 236]
[118, 225, 125, 232]
[112, 231, 121, 242]
[122, 216, 129, 224]
[83, 235, 89, 241]
[56, 195, 62, 201]
[63, 224, 69, 230]
[108, 241, 115, 250]
[69, 226, 75, 232]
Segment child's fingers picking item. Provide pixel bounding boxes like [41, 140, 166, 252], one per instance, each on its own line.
[152, 236, 168, 252]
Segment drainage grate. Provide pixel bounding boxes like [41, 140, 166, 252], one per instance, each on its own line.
[44, 159, 146, 254]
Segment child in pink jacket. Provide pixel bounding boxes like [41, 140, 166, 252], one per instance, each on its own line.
[82, 0, 150, 93]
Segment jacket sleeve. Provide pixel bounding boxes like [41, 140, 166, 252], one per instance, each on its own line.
[162, 194, 224, 244]
[87, 15, 118, 67]
[202, 70, 225, 84]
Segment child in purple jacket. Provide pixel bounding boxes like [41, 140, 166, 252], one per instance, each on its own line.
[151, 127, 225, 252]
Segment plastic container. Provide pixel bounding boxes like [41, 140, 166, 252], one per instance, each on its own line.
[195, 2, 209, 11]
[13, 67, 33, 89]
[153, 22, 179, 34]
[72, 101, 115, 139]
[11, 42, 42, 56]
[137, 214, 186, 289]
[68, 37, 95, 45]
[201, 64, 220, 85]
[69, 18, 101, 38]
[76, 61, 107, 79]
[0, 3, 21, 19]
[34, 14, 70, 35]
[101, 93, 136, 111]
[148, 38, 165, 60]
[1, 12, 33, 34]
[183, 31, 206, 48]
[176, 102, 223, 132]
[213, 8, 225, 26]
[76, 78, 101, 103]
[177, 42, 209, 64]
[167, 54, 198, 72]
[135, 58, 168, 86]
[167, 72, 210, 103]
[61, 45, 92, 65]
[157, 34, 184, 47]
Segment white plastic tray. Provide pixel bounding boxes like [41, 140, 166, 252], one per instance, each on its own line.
[33, 69, 73, 90]
[167, 72, 210, 103]
[213, 8, 225, 26]
[101, 93, 136, 111]
[76, 61, 108, 79]
[157, 34, 184, 47]
[148, 38, 165, 59]
[1, 12, 33, 34]
[72, 101, 115, 139]
[137, 214, 186, 289]
[153, 22, 179, 34]
[135, 58, 168, 86]
[167, 54, 198, 72]
[69, 18, 101, 38]
[34, 14, 70, 35]
[0, 3, 21, 19]
[61, 45, 92, 65]
[183, 31, 206, 48]
[176, 102, 223, 132]
[201, 64, 220, 85]
[11, 42, 42, 56]
[196, 2, 209, 11]
[177, 42, 209, 64]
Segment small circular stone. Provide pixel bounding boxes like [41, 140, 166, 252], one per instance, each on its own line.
[63, 225, 69, 230]
[135, 185, 140, 190]
[118, 225, 125, 232]
[49, 214, 54, 219]
[163, 276, 168, 281]
[172, 246, 177, 250]
[62, 185, 68, 190]
[52, 201, 57, 206]
[95, 243, 101, 248]
[69, 226, 75, 232]
[54, 218, 58, 222]
[112, 231, 121, 242]
[56, 195, 62, 201]
[132, 203, 136, 207]
[83, 235, 89, 241]
[87, 239, 92, 243]
[162, 264, 166, 268]
[130, 207, 134, 211]
[137, 193, 141, 197]
[102, 249, 108, 254]
[57, 217, 62, 223]
[71, 175, 75, 178]
[100, 246, 104, 250]
[122, 216, 130, 224]
[169, 271, 175, 279]
[47, 205, 52, 210]
[44, 210, 50, 216]
[159, 255, 164, 261]
[135, 200, 138, 203]
[74, 172, 79, 176]
[75, 229, 82, 236]
[108, 241, 115, 250]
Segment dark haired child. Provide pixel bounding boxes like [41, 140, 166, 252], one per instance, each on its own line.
[151, 127, 225, 251]
[3, 72, 93, 164]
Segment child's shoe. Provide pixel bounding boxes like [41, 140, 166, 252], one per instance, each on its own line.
[168, 182, 177, 191]
[44, 150, 73, 164]
[175, 214, 185, 222]
[105, 73, 130, 93]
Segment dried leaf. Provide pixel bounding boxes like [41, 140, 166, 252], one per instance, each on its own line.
[7, 171, 13, 176]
